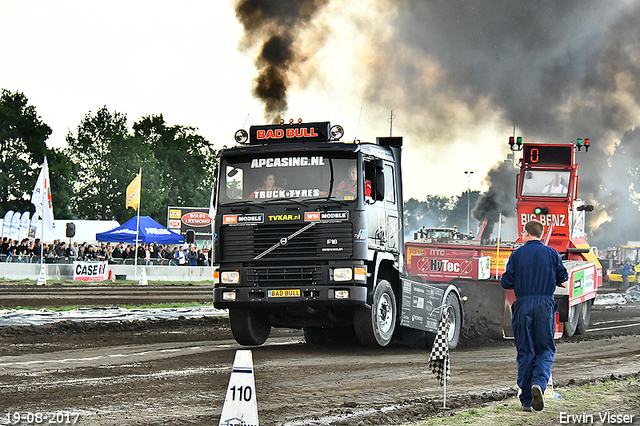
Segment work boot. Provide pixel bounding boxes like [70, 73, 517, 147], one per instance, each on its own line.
[531, 384, 544, 411]
[521, 405, 533, 412]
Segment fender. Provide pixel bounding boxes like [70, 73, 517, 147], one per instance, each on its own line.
[366, 250, 400, 304]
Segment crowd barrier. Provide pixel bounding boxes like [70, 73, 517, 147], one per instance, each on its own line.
[0, 260, 217, 282]
[0, 254, 210, 267]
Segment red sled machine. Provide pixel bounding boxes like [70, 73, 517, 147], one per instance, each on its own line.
[406, 137, 602, 339]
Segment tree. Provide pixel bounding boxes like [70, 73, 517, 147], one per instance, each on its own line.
[132, 115, 218, 217]
[46, 149, 78, 220]
[404, 195, 454, 237]
[65, 106, 157, 222]
[446, 190, 481, 235]
[64, 109, 217, 224]
[0, 89, 52, 215]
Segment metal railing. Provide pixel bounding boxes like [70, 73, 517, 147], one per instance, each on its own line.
[0, 254, 210, 266]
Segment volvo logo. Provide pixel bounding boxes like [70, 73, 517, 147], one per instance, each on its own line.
[280, 237, 288, 246]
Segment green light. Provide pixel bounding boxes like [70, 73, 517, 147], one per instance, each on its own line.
[516, 136, 523, 145]
[534, 207, 542, 215]
[576, 138, 583, 146]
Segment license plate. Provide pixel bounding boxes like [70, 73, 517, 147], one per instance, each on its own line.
[268, 289, 301, 298]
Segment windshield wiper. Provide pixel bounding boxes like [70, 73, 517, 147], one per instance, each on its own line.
[222, 200, 265, 209]
[262, 197, 308, 207]
[302, 196, 349, 207]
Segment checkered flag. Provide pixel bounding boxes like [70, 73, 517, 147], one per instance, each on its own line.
[428, 310, 450, 386]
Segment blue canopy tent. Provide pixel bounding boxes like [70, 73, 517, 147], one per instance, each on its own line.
[96, 216, 185, 245]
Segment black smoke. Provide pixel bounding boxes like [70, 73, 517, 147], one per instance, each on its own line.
[472, 161, 516, 239]
[235, 0, 330, 123]
[363, 1, 640, 245]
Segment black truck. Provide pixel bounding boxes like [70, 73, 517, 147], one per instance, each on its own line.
[212, 121, 463, 348]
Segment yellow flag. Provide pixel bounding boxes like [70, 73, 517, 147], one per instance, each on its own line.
[126, 171, 141, 210]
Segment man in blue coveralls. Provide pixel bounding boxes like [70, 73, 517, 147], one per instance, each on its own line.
[501, 220, 568, 412]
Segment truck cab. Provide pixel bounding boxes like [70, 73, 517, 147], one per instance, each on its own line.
[213, 121, 403, 346]
[212, 121, 463, 348]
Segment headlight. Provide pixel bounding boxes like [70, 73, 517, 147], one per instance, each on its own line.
[333, 268, 352, 281]
[334, 290, 350, 299]
[221, 271, 240, 284]
[222, 291, 237, 301]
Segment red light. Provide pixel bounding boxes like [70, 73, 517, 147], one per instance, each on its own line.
[509, 136, 515, 146]
[584, 138, 590, 146]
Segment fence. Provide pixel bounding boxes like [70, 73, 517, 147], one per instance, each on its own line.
[1, 255, 210, 267]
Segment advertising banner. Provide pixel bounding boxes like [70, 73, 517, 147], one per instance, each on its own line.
[167, 206, 214, 246]
[409, 255, 491, 281]
[399, 279, 444, 333]
[73, 261, 109, 282]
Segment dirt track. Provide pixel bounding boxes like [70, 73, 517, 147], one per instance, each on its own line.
[1, 300, 639, 426]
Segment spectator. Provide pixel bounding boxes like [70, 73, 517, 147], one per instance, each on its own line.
[188, 245, 198, 266]
[174, 246, 186, 265]
[137, 244, 146, 259]
[54, 242, 66, 257]
[31, 239, 42, 256]
[149, 243, 159, 259]
[161, 245, 172, 260]
[112, 242, 124, 259]
[197, 249, 207, 266]
[0, 237, 9, 255]
[68, 242, 78, 258]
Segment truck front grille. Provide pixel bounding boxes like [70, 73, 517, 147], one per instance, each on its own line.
[246, 265, 323, 286]
[220, 222, 353, 262]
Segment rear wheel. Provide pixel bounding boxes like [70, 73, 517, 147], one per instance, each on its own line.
[353, 280, 396, 347]
[564, 303, 580, 337]
[228, 308, 271, 346]
[575, 300, 593, 334]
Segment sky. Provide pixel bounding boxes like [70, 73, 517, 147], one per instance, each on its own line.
[1, 0, 507, 200]
[3, 1, 640, 246]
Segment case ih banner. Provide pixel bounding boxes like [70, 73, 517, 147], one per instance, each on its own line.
[167, 207, 213, 243]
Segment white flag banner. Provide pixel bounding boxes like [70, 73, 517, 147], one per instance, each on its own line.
[9, 211, 21, 240]
[1, 210, 13, 238]
[208, 187, 215, 220]
[18, 211, 30, 241]
[31, 157, 55, 233]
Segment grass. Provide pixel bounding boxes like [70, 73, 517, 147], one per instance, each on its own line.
[402, 377, 639, 426]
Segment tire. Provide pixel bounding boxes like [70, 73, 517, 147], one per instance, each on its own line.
[228, 308, 271, 346]
[353, 280, 397, 347]
[426, 292, 463, 350]
[575, 300, 593, 334]
[564, 303, 580, 337]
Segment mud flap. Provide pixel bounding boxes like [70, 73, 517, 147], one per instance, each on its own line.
[555, 295, 568, 322]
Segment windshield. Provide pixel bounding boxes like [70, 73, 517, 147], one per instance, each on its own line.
[521, 170, 570, 197]
[219, 155, 358, 204]
[619, 248, 639, 264]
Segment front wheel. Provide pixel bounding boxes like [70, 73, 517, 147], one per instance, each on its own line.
[353, 280, 397, 347]
[228, 308, 271, 346]
[427, 292, 462, 350]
